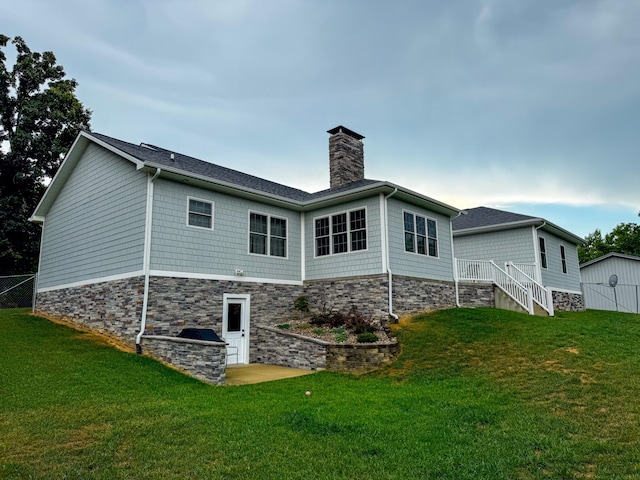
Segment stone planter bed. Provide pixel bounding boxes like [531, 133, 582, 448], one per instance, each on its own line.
[273, 320, 395, 345]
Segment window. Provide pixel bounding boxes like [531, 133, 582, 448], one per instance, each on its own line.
[315, 208, 367, 256]
[404, 211, 438, 257]
[188, 198, 213, 229]
[539, 237, 547, 269]
[560, 245, 567, 274]
[249, 212, 287, 257]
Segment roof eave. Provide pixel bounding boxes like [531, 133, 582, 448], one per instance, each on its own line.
[454, 218, 584, 244]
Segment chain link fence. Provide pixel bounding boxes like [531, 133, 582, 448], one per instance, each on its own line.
[0, 274, 36, 309]
[581, 282, 640, 314]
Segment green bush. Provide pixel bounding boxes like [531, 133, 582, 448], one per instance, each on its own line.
[334, 333, 348, 343]
[276, 324, 291, 330]
[357, 332, 379, 343]
[293, 296, 310, 312]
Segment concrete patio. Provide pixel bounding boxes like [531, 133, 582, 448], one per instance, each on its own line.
[225, 364, 316, 386]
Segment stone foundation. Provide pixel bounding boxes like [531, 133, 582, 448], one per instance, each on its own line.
[35, 276, 144, 346]
[303, 274, 389, 324]
[552, 290, 585, 312]
[457, 282, 496, 308]
[392, 276, 457, 316]
[141, 335, 227, 385]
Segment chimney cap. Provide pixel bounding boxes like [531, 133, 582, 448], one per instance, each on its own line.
[327, 125, 365, 141]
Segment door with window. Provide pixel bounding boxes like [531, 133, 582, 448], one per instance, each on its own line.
[222, 294, 250, 365]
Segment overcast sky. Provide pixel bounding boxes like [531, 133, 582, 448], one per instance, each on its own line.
[2, 0, 638, 237]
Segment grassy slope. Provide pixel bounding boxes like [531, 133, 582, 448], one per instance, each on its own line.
[1, 308, 640, 479]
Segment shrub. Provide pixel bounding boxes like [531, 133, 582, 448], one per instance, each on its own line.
[294, 296, 310, 313]
[357, 332, 379, 343]
[310, 310, 346, 329]
[344, 306, 376, 334]
[277, 324, 291, 330]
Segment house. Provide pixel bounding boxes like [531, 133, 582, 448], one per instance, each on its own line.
[32, 126, 490, 381]
[580, 253, 640, 313]
[452, 206, 585, 314]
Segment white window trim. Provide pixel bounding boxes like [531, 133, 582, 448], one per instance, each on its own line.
[247, 210, 289, 259]
[186, 196, 214, 231]
[539, 235, 548, 270]
[560, 243, 568, 275]
[402, 209, 439, 259]
[312, 206, 369, 258]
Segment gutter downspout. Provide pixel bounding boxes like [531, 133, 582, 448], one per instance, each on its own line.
[383, 188, 399, 323]
[136, 168, 161, 354]
[450, 211, 466, 308]
[534, 221, 554, 315]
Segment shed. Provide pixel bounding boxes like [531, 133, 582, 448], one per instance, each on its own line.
[580, 253, 640, 313]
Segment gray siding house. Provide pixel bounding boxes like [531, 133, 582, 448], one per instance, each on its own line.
[32, 126, 476, 372]
[580, 253, 640, 313]
[452, 207, 585, 313]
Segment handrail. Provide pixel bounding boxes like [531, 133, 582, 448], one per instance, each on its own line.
[506, 263, 554, 316]
[456, 259, 532, 314]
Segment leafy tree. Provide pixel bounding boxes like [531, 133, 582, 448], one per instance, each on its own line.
[0, 35, 91, 275]
[579, 223, 640, 264]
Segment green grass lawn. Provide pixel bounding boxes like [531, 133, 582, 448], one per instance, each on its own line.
[2, 308, 640, 479]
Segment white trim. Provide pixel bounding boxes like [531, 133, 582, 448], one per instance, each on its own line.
[149, 270, 303, 286]
[379, 193, 387, 273]
[549, 287, 583, 295]
[312, 206, 369, 258]
[186, 196, 215, 231]
[301, 212, 306, 281]
[401, 208, 439, 259]
[247, 210, 289, 259]
[34, 218, 46, 311]
[37, 270, 145, 292]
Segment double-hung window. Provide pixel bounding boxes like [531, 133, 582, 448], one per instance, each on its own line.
[315, 208, 367, 257]
[249, 212, 287, 258]
[404, 211, 437, 257]
[560, 245, 567, 274]
[539, 237, 547, 269]
[187, 198, 213, 229]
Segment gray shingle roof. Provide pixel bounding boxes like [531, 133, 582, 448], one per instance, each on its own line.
[90, 132, 381, 202]
[452, 206, 538, 231]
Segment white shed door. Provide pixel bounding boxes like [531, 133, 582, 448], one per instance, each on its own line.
[222, 295, 250, 365]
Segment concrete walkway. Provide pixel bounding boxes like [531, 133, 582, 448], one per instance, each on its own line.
[225, 364, 316, 386]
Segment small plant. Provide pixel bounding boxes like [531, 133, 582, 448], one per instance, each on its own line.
[334, 332, 349, 343]
[357, 332, 379, 343]
[312, 328, 325, 335]
[294, 296, 310, 313]
[276, 324, 291, 330]
[330, 327, 345, 334]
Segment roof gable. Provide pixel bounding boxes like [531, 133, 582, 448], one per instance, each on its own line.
[580, 252, 640, 268]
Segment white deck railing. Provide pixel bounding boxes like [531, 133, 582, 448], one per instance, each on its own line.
[505, 263, 553, 316]
[456, 259, 535, 315]
[509, 263, 540, 283]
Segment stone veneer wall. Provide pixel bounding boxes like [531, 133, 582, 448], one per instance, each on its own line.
[457, 282, 496, 308]
[391, 276, 457, 316]
[141, 335, 227, 385]
[326, 343, 400, 373]
[255, 325, 328, 370]
[552, 290, 585, 312]
[35, 276, 144, 346]
[302, 274, 389, 325]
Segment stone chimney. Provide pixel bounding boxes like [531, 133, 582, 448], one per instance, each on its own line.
[327, 125, 365, 189]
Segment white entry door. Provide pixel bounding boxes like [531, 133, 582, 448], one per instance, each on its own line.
[222, 294, 250, 365]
